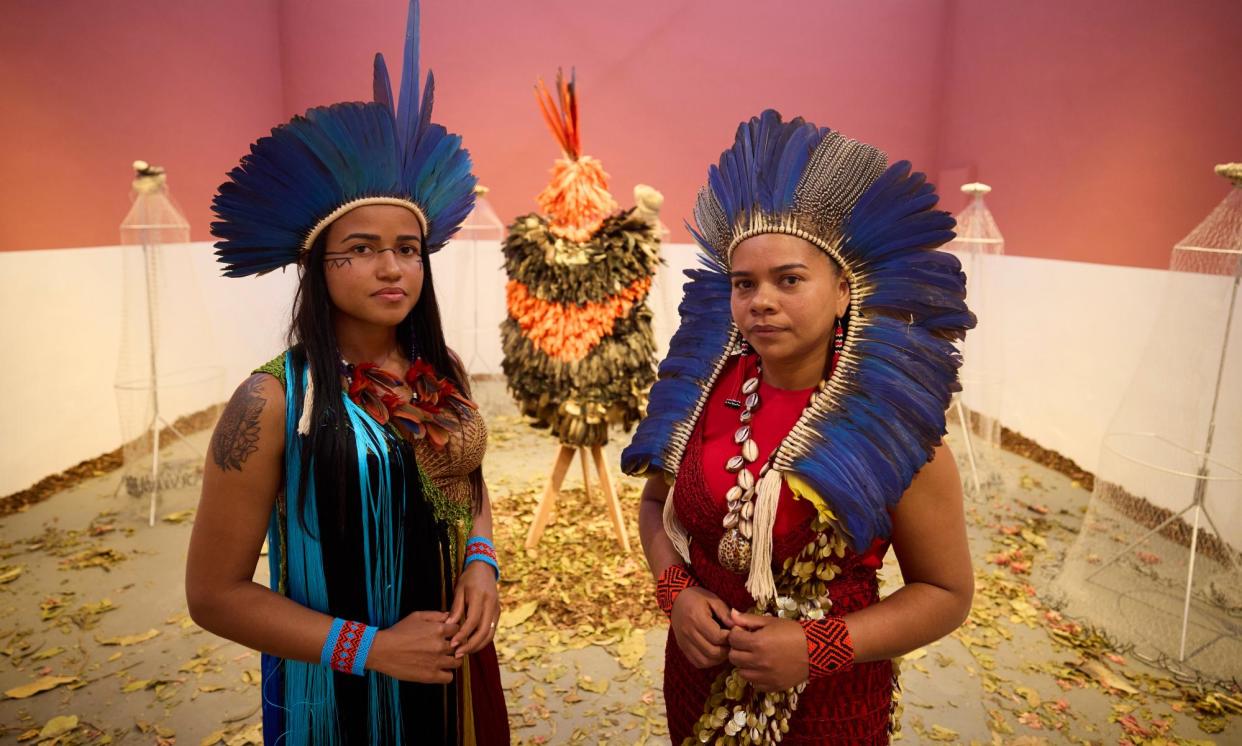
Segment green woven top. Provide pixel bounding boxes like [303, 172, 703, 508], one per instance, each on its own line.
[254, 351, 288, 387]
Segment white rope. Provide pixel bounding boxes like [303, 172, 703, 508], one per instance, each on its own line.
[745, 469, 783, 605]
[297, 368, 314, 436]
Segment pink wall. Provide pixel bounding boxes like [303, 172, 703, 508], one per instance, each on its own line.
[3, 0, 1239, 268]
[276, 0, 950, 249]
[936, 0, 1242, 268]
[0, 1, 284, 252]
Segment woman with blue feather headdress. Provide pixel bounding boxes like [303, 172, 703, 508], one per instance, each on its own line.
[622, 110, 977, 743]
[184, 2, 509, 743]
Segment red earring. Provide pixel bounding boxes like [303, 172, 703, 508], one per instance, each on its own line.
[830, 319, 845, 372]
[726, 338, 755, 409]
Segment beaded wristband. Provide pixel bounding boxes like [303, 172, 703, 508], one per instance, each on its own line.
[656, 564, 699, 617]
[465, 535, 500, 580]
[321, 618, 379, 676]
[799, 617, 855, 678]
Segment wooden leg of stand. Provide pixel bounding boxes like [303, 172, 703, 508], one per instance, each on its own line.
[579, 447, 592, 501]
[526, 445, 576, 549]
[591, 445, 631, 553]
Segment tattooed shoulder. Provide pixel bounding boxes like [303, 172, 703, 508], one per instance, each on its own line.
[211, 375, 269, 472]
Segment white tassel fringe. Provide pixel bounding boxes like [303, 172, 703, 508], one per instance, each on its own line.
[745, 469, 783, 606]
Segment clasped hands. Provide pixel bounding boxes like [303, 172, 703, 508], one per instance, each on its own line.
[369, 561, 499, 683]
[670, 586, 809, 692]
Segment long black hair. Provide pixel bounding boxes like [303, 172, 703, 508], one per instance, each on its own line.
[287, 230, 485, 526]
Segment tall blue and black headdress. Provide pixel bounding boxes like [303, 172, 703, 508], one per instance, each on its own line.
[621, 110, 975, 604]
[210, 0, 476, 277]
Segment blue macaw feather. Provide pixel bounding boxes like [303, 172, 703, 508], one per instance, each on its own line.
[414, 72, 436, 156]
[372, 53, 394, 112]
[621, 261, 733, 475]
[395, 0, 421, 153]
[704, 111, 821, 229]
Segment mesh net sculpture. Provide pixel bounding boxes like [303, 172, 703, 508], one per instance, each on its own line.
[948, 183, 1006, 495]
[115, 162, 222, 525]
[500, 71, 661, 549]
[1053, 164, 1242, 679]
[455, 186, 507, 390]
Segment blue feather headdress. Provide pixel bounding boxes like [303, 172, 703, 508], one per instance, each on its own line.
[621, 110, 975, 597]
[211, 0, 476, 277]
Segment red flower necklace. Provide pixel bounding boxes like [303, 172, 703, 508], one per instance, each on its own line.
[344, 359, 476, 450]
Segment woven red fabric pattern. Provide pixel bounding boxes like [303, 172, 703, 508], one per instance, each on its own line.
[801, 617, 855, 678]
[656, 564, 699, 616]
[329, 620, 368, 674]
[465, 541, 497, 561]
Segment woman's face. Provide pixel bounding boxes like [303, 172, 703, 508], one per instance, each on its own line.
[321, 204, 425, 329]
[730, 233, 850, 367]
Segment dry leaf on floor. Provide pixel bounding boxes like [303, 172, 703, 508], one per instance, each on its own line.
[58, 547, 126, 571]
[5, 675, 77, 699]
[1078, 659, 1138, 695]
[499, 600, 539, 629]
[225, 722, 264, 745]
[96, 628, 160, 646]
[30, 646, 65, 661]
[39, 714, 79, 738]
[614, 629, 646, 669]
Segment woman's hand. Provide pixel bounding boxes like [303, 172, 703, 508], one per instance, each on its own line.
[727, 610, 809, 692]
[671, 587, 733, 668]
[446, 561, 500, 657]
[368, 610, 462, 683]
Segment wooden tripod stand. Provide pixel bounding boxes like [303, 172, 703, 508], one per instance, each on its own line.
[525, 444, 631, 552]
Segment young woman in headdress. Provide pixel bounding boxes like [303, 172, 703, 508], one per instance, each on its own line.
[622, 111, 977, 744]
[184, 3, 508, 743]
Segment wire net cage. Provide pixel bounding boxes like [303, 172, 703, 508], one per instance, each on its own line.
[115, 163, 222, 523]
[1051, 164, 1242, 680]
[948, 183, 1007, 495]
[437, 188, 509, 413]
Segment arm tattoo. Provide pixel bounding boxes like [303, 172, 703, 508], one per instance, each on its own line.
[211, 376, 266, 471]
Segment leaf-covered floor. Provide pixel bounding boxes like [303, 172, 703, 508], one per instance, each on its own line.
[0, 384, 1236, 744]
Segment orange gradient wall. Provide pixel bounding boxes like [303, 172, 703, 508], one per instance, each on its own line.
[0, 0, 284, 253]
[2, 0, 1240, 268]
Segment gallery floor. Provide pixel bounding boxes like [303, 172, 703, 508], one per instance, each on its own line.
[0, 381, 1236, 744]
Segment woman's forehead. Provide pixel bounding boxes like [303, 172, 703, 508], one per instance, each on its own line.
[731, 234, 832, 269]
[330, 204, 424, 236]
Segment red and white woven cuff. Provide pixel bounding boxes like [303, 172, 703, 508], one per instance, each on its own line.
[799, 617, 855, 678]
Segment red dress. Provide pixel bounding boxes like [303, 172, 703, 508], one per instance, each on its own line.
[665, 356, 896, 744]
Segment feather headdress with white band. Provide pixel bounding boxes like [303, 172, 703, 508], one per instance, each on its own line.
[210, 0, 476, 277]
[621, 110, 976, 604]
